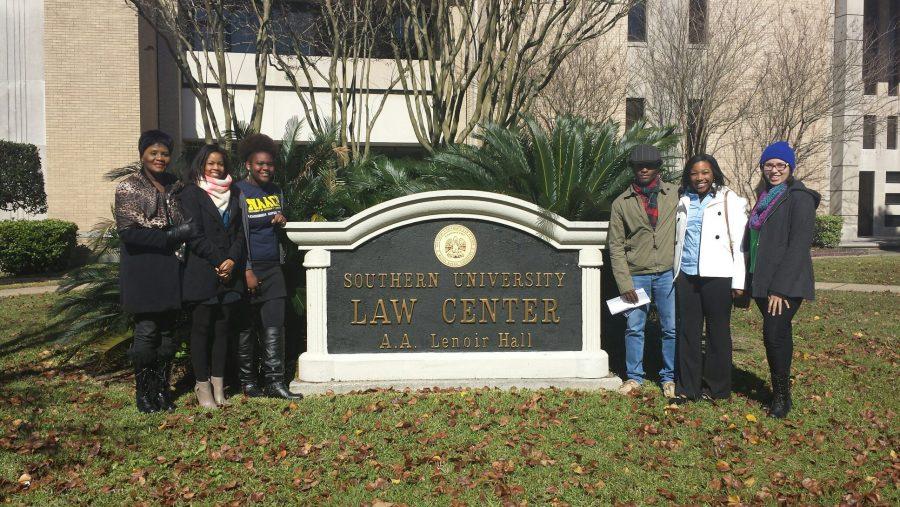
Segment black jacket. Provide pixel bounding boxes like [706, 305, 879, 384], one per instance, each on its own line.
[747, 180, 821, 300]
[178, 183, 245, 303]
[114, 171, 185, 314]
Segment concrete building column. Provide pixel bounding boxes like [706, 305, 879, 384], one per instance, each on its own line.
[832, 0, 865, 241]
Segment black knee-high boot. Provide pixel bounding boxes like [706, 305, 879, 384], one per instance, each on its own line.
[154, 361, 176, 411]
[134, 365, 160, 413]
[237, 328, 264, 397]
[768, 374, 792, 419]
[260, 327, 302, 400]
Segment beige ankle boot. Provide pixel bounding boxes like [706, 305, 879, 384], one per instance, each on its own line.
[210, 376, 230, 406]
[194, 381, 218, 409]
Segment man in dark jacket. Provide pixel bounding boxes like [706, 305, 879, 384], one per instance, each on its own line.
[607, 145, 678, 397]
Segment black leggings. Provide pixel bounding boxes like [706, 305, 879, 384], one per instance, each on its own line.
[675, 274, 733, 399]
[754, 297, 802, 377]
[250, 297, 285, 329]
[129, 311, 178, 367]
[190, 303, 237, 381]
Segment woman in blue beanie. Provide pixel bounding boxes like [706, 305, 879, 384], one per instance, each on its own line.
[746, 141, 819, 418]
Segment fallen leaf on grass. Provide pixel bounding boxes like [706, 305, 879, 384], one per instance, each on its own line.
[716, 460, 731, 472]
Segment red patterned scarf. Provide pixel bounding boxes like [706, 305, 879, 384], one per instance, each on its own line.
[632, 176, 662, 228]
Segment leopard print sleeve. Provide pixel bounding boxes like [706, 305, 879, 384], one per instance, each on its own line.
[115, 177, 153, 230]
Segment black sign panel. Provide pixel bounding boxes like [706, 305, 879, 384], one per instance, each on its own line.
[326, 219, 582, 353]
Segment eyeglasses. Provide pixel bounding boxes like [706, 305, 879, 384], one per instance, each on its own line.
[762, 162, 789, 172]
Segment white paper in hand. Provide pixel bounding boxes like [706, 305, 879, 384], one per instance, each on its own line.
[606, 288, 651, 315]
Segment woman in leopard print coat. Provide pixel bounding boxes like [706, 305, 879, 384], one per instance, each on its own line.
[114, 129, 193, 414]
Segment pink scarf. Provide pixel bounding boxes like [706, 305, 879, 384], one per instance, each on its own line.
[198, 174, 232, 214]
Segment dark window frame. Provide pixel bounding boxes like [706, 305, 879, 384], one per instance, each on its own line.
[625, 97, 646, 130]
[887, 116, 898, 149]
[863, 115, 877, 149]
[688, 0, 708, 44]
[627, 1, 647, 43]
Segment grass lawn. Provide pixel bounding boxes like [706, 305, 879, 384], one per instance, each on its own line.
[1, 291, 898, 505]
[814, 254, 900, 286]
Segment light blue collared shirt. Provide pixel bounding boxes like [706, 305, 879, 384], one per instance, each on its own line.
[680, 191, 712, 275]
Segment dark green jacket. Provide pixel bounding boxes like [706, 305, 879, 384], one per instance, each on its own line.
[607, 181, 678, 293]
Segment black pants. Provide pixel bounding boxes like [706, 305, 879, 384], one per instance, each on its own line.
[675, 274, 733, 399]
[754, 297, 802, 377]
[242, 297, 285, 330]
[128, 311, 178, 367]
[190, 302, 237, 381]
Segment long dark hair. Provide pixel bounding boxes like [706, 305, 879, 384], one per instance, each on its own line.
[681, 154, 726, 196]
[185, 144, 230, 183]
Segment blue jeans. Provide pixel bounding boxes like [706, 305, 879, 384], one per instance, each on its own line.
[624, 269, 676, 384]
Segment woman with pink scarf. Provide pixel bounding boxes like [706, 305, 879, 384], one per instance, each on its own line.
[179, 144, 245, 409]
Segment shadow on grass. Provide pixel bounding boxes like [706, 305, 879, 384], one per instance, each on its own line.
[732, 366, 771, 404]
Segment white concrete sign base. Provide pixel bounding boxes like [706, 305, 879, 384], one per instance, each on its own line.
[290, 376, 623, 396]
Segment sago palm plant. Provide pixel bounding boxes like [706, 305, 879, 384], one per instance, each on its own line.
[430, 116, 679, 220]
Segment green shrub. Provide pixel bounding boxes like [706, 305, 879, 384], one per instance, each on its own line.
[0, 219, 78, 275]
[814, 214, 843, 248]
[0, 140, 47, 213]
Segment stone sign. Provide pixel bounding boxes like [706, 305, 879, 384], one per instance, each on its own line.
[328, 219, 582, 353]
[286, 191, 612, 385]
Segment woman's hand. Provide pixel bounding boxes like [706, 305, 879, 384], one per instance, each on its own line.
[216, 259, 235, 282]
[245, 269, 259, 295]
[732, 289, 744, 299]
[767, 293, 790, 316]
[271, 213, 287, 227]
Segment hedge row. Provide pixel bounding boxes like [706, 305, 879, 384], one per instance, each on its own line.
[0, 220, 78, 275]
[0, 140, 46, 214]
[813, 214, 844, 248]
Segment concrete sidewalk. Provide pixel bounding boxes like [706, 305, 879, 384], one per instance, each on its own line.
[815, 282, 900, 294]
[0, 283, 59, 298]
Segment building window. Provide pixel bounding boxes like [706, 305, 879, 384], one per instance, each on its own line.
[689, 0, 708, 44]
[886, 193, 900, 205]
[625, 98, 645, 130]
[888, 116, 898, 149]
[887, 172, 900, 183]
[628, 1, 647, 43]
[863, 0, 900, 95]
[886, 215, 900, 227]
[686, 99, 705, 156]
[863, 115, 877, 149]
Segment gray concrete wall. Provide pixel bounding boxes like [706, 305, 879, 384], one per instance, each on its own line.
[0, 0, 47, 220]
[0, 0, 46, 149]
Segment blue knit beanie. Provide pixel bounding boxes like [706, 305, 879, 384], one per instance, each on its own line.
[759, 141, 795, 173]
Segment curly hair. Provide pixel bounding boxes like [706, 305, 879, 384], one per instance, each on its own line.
[138, 129, 173, 156]
[239, 133, 278, 163]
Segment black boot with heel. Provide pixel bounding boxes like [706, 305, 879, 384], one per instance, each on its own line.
[260, 327, 303, 400]
[237, 328, 265, 397]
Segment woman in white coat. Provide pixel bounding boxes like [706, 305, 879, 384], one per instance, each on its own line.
[672, 154, 748, 403]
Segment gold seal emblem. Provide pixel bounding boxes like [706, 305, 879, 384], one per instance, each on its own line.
[434, 224, 477, 268]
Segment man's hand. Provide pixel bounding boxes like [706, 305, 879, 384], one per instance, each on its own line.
[621, 289, 639, 304]
[271, 213, 287, 227]
[732, 289, 745, 299]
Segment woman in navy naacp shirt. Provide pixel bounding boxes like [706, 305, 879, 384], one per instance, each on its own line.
[234, 134, 301, 400]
